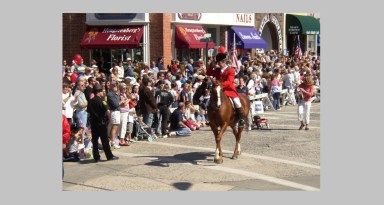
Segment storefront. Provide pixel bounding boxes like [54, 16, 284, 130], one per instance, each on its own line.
[171, 13, 266, 62]
[285, 14, 320, 56]
[81, 13, 150, 68]
[173, 24, 215, 62]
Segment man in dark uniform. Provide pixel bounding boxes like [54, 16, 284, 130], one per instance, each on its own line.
[155, 81, 174, 138]
[87, 84, 119, 162]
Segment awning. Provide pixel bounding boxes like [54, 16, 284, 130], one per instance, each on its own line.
[286, 14, 320, 35]
[80, 26, 144, 48]
[228, 27, 267, 49]
[175, 25, 215, 49]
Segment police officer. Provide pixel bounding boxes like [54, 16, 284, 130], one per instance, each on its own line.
[87, 84, 119, 162]
[155, 80, 174, 138]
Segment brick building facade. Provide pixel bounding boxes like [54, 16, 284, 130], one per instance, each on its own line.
[149, 13, 172, 66]
[62, 14, 87, 64]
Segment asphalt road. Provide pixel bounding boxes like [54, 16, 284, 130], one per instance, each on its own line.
[63, 102, 320, 191]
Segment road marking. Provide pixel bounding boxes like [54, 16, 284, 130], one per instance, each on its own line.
[261, 124, 320, 129]
[206, 166, 319, 191]
[263, 112, 320, 116]
[143, 141, 320, 170]
[114, 151, 319, 191]
[261, 116, 320, 122]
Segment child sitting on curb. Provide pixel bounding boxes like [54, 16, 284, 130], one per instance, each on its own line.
[63, 126, 84, 162]
[196, 108, 208, 127]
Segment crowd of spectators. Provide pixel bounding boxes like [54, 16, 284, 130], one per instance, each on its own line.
[62, 50, 320, 162]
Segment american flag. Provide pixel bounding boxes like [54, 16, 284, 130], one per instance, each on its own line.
[231, 48, 239, 72]
[295, 35, 302, 60]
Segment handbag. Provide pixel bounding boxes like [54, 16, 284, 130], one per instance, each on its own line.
[297, 91, 304, 101]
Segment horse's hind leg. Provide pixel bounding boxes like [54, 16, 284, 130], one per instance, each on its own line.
[230, 125, 243, 159]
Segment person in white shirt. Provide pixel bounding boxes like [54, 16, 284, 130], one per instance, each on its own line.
[247, 73, 257, 96]
[62, 83, 76, 125]
[109, 61, 124, 80]
[149, 61, 159, 76]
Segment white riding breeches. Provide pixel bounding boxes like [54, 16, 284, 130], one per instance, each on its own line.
[233, 97, 242, 108]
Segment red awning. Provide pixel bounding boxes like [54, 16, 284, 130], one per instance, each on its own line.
[175, 25, 215, 49]
[80, 26, 144, 49]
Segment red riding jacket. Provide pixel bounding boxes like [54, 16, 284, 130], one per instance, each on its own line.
[206, 66, 239, 98]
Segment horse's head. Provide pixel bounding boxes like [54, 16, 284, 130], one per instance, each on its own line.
[210, 78, 223, 107]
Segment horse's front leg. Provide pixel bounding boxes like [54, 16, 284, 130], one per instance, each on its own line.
[213, 123, 229, 164]
[209, 123, 221, 164]
[230, 125, 243, 159]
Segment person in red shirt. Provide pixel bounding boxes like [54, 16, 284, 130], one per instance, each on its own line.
[206, 53, 247, 127]
[62, 114, 71, 158]
[297, 73, 315, 130]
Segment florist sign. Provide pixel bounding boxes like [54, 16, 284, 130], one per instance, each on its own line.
[81, 26, 144, 48]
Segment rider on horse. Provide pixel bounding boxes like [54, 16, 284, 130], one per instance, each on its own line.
[206, 53, 248, 127]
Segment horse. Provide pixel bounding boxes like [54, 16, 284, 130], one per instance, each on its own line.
[206, 79, 250, 164]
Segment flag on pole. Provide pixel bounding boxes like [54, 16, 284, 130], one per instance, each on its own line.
[295, 35, 302, 60]
[231, 33, 240, 73]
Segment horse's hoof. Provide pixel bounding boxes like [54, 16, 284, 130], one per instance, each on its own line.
[232, 151, 241, 159]
[214, 158, 223, 164]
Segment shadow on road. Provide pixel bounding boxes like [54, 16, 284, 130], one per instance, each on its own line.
[172, 182, 193, 190]
[139, 151, 216, 167]
[138, 152, 218, 190]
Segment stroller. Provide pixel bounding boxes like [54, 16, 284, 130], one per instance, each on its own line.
[131, 117, 157, 142]
[252, 115, 269, 129]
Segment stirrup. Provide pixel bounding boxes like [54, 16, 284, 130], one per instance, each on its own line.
[238, 119, 245, 127]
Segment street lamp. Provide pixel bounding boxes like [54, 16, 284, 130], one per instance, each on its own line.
[200, 33, 212, 68]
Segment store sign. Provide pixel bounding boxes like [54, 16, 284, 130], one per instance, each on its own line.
[177, 13, 201, 21]
[288, 25, 301, 34]
[101, 27, 141, 42]
[178, 26, 207, 41]
[306, 31, 319, 35]
[80, 26, 144, 48]
[86, 13, 148, 25]
[175, 25, 215, 48]
[235, 13, 253, 24]
[238, 31, 261, 40]
[174, 13, 254, 26]
[94, 13, 137, 20]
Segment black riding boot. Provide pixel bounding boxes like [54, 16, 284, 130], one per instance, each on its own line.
[236, 108, 245, 128]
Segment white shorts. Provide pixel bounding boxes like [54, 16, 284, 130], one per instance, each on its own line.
[110, 110, 121, 125]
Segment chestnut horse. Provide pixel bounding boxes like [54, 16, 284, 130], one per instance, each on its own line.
[207, 80, 250, 164]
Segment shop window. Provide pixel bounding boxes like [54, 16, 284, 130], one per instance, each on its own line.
[176, 48, 202, 62]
